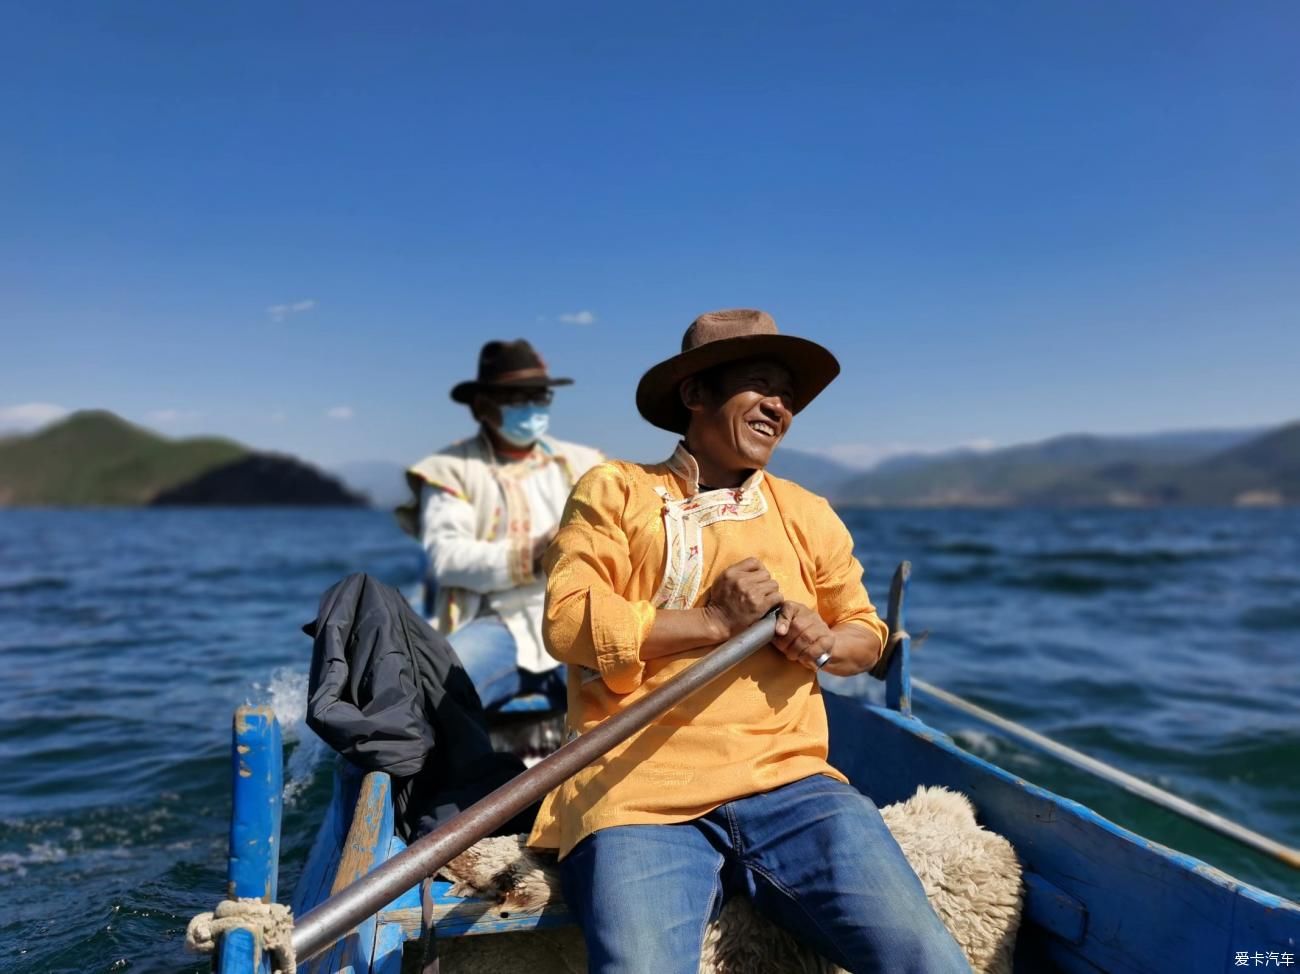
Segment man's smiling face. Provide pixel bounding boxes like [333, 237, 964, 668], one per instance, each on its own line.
[682, 359, 795, 479]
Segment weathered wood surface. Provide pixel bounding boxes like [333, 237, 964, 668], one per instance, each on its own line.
[370, 898, 406, 974]
[228, 705, 283, 904]
[302, 771, 392, 974]
[220, 705, 281, 974]
[291, 763, 351, 918]
[1020, 871, 1087, 946]
[371, 834, 420, 974]
[380, 890, 575, 939]
[216, 928, 261, 974]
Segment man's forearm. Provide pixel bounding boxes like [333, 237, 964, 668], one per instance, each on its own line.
[639, 606, 729, 661]
[426, 537, 518, 594]
[821, 622, 884, 677]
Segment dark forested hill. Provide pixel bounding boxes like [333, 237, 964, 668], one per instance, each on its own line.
[0, 411, 361, 507]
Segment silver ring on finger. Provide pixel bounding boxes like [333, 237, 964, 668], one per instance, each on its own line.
[814, 650, 832, 669]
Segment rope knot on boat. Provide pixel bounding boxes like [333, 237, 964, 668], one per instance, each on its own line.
[186, 898, 295, 973]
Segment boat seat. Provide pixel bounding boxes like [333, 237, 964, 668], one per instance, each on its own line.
[377, 874, 576, 940]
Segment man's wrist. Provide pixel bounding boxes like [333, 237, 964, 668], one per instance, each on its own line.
[699, 605, 730, 644]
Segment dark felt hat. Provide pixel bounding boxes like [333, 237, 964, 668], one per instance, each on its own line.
[635, 309, 840, 433]
[450, 339, 573, 404]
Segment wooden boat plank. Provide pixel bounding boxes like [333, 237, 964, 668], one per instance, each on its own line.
[291, 765, 350, 917]
[216, 928, 264, 974]
[1021, 871, 1087, 945]
[370, 835, 419, 971]
[370, 919, 405, 974]
[378, 835, 422, 912]
[229, 706, 282, 905]
[304, 771, 391, 974]
[379, 897, 575, 939]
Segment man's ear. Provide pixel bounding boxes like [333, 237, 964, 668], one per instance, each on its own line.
[679, 376, 706, 414]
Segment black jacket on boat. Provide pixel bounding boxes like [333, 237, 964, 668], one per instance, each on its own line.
[303, 572, 533, 839]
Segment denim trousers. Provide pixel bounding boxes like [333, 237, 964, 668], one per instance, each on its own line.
[447, 614, 566, 711]
[560, 773, 971, 974]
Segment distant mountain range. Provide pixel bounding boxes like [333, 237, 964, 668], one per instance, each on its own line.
[763, 448, 860, 498]
[337, 424, 1299, 509]
[7, 411, 1294, 509]
[0, 411, 364, 507]
[825, 424, 1298, 507]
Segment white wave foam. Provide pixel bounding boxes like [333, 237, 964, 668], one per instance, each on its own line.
[955, 729, 1006, 757]
[251, 667, 328, 805]
[955, 729, 1000, 756]
[954, 728, 1043, 769]
[0, 841, 69, 878]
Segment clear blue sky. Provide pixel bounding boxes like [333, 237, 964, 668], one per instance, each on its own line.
[3, 2, 1297, 468]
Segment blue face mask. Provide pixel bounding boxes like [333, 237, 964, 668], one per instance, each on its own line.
[497, 404, 550, 447]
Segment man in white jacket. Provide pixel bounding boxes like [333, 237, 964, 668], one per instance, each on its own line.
[397, 339, 603, 709]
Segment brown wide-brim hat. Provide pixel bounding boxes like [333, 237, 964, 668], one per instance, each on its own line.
[451, 338, 573, 404]
[636, 309, 840, 433]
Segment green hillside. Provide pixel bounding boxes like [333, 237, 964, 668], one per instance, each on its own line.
[0, 411, 248, 506]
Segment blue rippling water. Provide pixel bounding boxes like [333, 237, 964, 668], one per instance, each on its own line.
[1, 507, 1297, 972]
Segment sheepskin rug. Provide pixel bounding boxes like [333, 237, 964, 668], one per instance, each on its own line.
[435, 786, 1022, 974]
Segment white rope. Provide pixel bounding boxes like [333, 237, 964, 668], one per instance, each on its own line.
[186, 898, 296, 973]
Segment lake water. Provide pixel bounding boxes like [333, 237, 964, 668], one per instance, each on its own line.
[1, 507, 1297, 972]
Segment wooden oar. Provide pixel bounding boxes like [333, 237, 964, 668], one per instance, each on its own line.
[912, 678, 1300, 870]
[291, 611, 780, 965]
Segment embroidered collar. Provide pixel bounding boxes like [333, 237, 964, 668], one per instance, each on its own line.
[664, 441, 764, 499]
[652, 442, 769, 610]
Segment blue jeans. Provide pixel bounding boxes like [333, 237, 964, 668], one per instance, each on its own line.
[448, 615, 566, 711]
[560, 774, 971, 974]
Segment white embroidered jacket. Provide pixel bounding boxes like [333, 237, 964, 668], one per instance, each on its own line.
[397, 433, 603, 673]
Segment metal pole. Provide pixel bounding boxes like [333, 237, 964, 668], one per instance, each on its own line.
[913, 678, 1300, 870]
[292, 612, 780, 964]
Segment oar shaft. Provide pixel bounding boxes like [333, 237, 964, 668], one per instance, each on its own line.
[292, 613, 779, 963]
[913, 678, 1300, 870]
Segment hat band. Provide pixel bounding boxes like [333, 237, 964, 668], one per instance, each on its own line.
[483, 366, 548, 383]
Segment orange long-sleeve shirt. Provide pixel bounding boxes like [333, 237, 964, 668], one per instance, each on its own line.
[527, 444, 888, 857]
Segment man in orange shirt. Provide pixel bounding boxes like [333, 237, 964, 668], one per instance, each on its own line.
[529, 310, 969, 973]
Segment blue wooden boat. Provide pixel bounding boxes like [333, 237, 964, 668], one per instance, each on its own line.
[210, 565, 1300, 973]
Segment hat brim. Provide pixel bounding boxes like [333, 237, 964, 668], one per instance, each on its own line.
[635, 334, 840, 434]
[451, 375, 574, 405]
